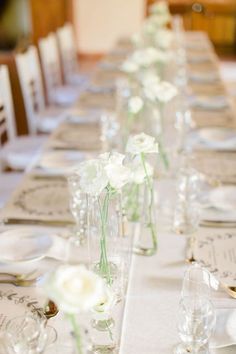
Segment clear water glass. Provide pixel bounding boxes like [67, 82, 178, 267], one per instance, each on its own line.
[175, 297, 215, 354]
[173, 166, 201, 235]
[5, 314, 48, 354]
[67, 173, 88, 245]
[100, 111, 120, 151]
[182, 263, 211, 300]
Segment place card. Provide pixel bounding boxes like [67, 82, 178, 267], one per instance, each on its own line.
[1, 176, 74, 225]
[193, 231, 236, 285]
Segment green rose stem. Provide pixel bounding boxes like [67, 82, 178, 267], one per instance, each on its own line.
[140, 152, 157, 254]
[67, 314, 83, 354]
[98, 186, 112, 285]
[158, 102, 169, 170]
[125, 183, 140, 222]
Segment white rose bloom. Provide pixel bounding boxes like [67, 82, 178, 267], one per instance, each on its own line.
[148, 13, 171, 28]
[149, 1, 169, 15]
[105, 163, 131, 190]
[76, 159, 108, 196]
[129, 157, 154, 184]
[126, 133, 159, 155]
[154, 29, 173, 50]
[121, 59, 139, 73]
[99, 152, 125, 165]
[43, 265, 105, 314]
[140, 71, 160, 88]
[144, 81, 178, 103]
[128, 96, 144, 114]
[132, 47, 160, 67]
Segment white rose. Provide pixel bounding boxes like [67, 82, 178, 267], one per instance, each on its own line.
[149, 1, 169, 15]
[132, 47, 160, 67]
[99, 152, 125, 165]
[121, 59, 139, 73]
[128, 96, 144, 115]
[148, 13, 171, 28]
[126, 133, 159, 154]
[144, 81, 178, 103]
[139, 71, 160, 88]
[76, 159, 108, 196]
[154, 29, 173, 50]
[129, 157, 154, 184]
[105, 163, 131, 190]
[43, 265, 105, 314]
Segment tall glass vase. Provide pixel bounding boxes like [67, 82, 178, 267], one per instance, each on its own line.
[133, 179, 158, 257]
[87, 188, 123, 285]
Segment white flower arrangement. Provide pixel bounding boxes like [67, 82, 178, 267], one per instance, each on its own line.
[128, 96, 144, 115]
[75, 153, 132, 196]
[154, 29, 173, 50]
[126, 133, 158, 253]
[43, 265, 107, 354]
[149, 1, 170, 16]
[143, 80, 178, 103]
[126, 132, 159, 154]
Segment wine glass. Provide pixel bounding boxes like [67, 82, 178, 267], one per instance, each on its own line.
[181, 263, 211, 300]
[175, 296, 215, 354]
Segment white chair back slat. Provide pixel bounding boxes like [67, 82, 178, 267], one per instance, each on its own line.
[0, 66, 16, 142]
[38, 33, 63, 104]
[57, 23, 79, 83]
[16, 46, 46, 135]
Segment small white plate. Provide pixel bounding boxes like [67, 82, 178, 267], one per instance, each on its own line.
[208, 186, 236, 211]
[0, 229, 52, 263]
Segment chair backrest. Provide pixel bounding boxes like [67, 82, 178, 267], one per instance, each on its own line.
[0, 65, 16, 143]
[57, 23, 79, 83]
[38, 33, 63, 104]
[16, 46, 46, 135]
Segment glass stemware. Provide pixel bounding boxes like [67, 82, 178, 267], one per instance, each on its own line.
[175, 297, 215, 354]
[5, 314, 49, 354]
[67, 173, 88, 246]
[181, 263, 211, 300]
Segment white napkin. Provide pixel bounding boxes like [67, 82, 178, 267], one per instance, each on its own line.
[211, 309, 236, 349]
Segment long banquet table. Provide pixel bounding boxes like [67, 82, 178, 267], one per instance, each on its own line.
[0, 31, 236, 354]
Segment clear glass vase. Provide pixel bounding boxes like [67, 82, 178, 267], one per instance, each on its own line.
[133, 180, 158, 256]
[87, 188, 124, 286]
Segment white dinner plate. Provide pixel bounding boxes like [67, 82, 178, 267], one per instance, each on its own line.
[0, 229, 52, 263]
[38, 151, 85, 171]
[208, 186, 236, 211]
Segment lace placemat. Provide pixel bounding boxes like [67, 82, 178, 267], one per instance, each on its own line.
[1, 176, 74, 225]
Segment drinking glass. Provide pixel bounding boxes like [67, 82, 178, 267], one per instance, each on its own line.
[182, 263, 211, 300]
[173, 166, 201, 235]
[67, 173, 88, 246]
[5, 314, 49, 354]
[175, 296, 215, 354]
[100, 111, 120, 151]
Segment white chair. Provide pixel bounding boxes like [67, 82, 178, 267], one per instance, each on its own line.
[0, 172, 22, 208]
[39, 33, 82, 107]
[57, 23, 89, 87]
[16, 46, 67, 134]
[0, 65, 46, 170]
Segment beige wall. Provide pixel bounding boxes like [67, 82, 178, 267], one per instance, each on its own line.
[73, 0, 146, 54]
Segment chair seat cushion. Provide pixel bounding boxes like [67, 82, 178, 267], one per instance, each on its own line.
[51, 85, 80, 106]
[1, 135, 47, 170]
[36, 106, 67, 133]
